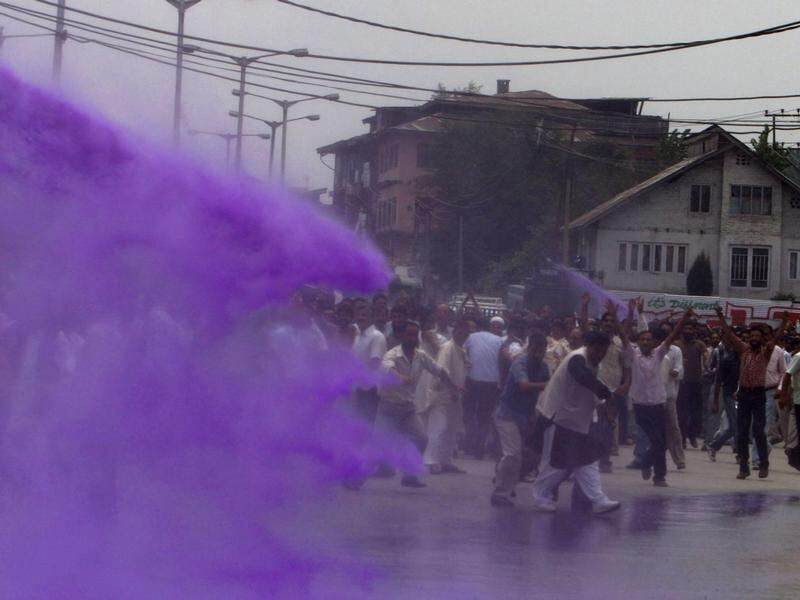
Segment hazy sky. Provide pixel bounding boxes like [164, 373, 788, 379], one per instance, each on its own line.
[3, 0, 800, 190]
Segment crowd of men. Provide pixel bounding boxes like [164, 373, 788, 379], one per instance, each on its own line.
[302, 288, 800, 514]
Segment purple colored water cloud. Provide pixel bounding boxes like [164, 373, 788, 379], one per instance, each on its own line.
[0, 66, 415, 598]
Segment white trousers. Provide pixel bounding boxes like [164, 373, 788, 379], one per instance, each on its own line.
[532, 424, 609, 505]
[423, 402, 459, 466]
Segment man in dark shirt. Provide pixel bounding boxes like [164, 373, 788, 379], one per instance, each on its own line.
[491, 333, 550, 507]
[715, 306, 789, 479]
[676, 321, 707, 449]
[708, 339, 740, 461]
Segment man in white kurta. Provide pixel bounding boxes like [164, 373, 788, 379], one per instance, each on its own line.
[424, 320, 470, 474]
[532, 330, 619, 514]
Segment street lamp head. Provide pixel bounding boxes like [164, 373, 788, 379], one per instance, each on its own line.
[181, 43, 201, 54]
[323, 93, 340, 101]
[228, 110, 241, 118]
[306, 115, 321, 121]
[232, 89, 244, 97]
[288, 48, 309, 57]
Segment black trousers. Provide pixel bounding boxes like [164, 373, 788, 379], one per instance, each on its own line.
[633, 403, 667, 481]
[463, 378, 499, 459]
[677, 381, 703, 442]
[737, 387, 768, 469]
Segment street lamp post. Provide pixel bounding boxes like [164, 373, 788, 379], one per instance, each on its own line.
[189, 130, 270, 169]
[229, 108, 320, 180]
[166, 0, 203, 146]
[185, 45, 308, 170]
[276, 94, 338, 182]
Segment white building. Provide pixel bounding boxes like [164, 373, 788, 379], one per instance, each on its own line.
[568, 126, 800, 300]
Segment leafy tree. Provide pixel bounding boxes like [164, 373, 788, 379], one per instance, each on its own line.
[751, 125, 791, 171]
[657, 128, 691, 164]
[686, 251, 713, 296]
[416, 114, 650, 293]
[432, 81, 483, 100]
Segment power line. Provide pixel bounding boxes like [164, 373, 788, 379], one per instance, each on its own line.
[8, 2, 800, 110]
[9, 3, 800, 136]
[25, 0, 800, 67]
[276, 0, 800, 52]
[1, 2, 430, 103]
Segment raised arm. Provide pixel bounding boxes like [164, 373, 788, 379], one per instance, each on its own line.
[661, 309, 694, 351]
[767, 311, 791, 354]
[579, 292, 591, 333]
[714, 306, 747, 355]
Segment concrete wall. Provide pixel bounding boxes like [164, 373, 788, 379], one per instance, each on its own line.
[375, 133, 433, 235]
[717, 149, 784, 299]
[591, 158, 723, 294]
[586, 150, 800, 300]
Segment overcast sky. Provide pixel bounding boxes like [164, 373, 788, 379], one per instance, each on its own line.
[4, 0, 800, 190]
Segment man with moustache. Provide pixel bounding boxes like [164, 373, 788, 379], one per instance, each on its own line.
[715, 306, 790, 479]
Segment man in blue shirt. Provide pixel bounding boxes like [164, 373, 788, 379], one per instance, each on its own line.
[491, 333, 550, 507]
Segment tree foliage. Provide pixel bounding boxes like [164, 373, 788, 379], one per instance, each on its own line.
[432, 81, 483, 100]
[686, 251, 713, 296]
[417, 114, 649, 292]
[657, 128, 691, 164]
[750, 125, 791, 171]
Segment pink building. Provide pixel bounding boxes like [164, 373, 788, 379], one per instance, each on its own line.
[318, 82, 666, 293]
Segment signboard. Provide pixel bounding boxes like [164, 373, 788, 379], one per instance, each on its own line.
[611, 290, 800, 327]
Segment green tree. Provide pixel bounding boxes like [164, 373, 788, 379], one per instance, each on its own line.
[751, 125, 791, 171]
[686, 251, 713, 296]
[432, 81, 483, 100]
[657, 128, 690, 164]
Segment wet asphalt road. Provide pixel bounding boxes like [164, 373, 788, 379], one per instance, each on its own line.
[312, 446, 800, 600]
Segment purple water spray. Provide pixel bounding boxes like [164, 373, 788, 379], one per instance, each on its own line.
[0, 66, 418, 598]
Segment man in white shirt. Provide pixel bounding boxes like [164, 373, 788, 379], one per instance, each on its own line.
[623, 305, 691, 487]
[657, 327, 685, 469]
[779, 339, 800, 462]
[752, 335, 788, 467]
[463, 318, 504, 459]
[377, 321, 451, 488]
[424, 319, 470, 474]
[352, 298, 387, 424]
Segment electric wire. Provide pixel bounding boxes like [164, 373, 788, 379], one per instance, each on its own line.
[8, 2, 800, 114]
[276, 0, 800, 51]
[23, 0, 800, 68]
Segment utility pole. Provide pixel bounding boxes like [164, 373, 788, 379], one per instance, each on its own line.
[52, 0, 67, 81]
[561, 124, 578, 266]
[167, 0, 203, 146]
[457, 212, 464, 292]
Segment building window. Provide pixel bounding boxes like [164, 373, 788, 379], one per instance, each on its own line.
[376, 197, 397, 230]
[621, 243, 687, 274]
[730, 185, 772, 216]
[690, 185, 711, 213]
[416, 143, 434, 168]
[735, 153, 751, 166]
[790, 251, 799, 280]
[791, 197, 800, 209]
[378, 144, 399, 174]
[730, 246, 770, 288]
[678, 247, 686, 273]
